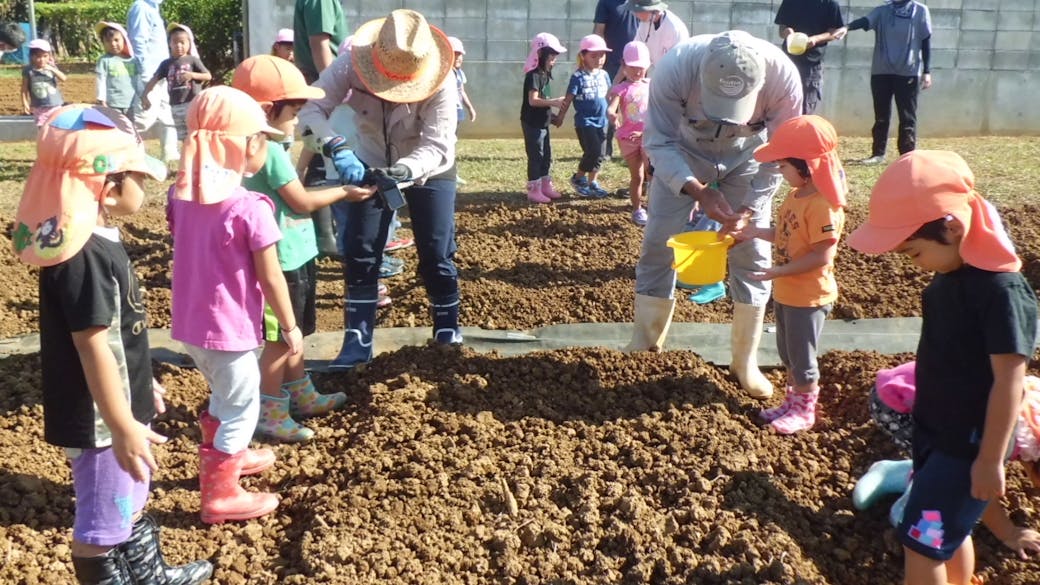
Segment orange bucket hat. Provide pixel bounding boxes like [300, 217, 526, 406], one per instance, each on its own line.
[753, 115, 847, 207]
[231, 54, 325, 104]
[172, 86, 283, 204]
[846, 150, 1021, 272]
[12, 105, 166, 267]
[350, 9, 453, 103]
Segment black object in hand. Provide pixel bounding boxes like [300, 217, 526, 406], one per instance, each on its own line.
[363, 168, 408, 211]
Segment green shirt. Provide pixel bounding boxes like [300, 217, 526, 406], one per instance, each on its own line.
[293, 0, 348, 82]
[243, 144, 318, 271]
[96, 54, 139, 109]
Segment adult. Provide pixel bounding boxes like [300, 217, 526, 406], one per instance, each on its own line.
[594, 0, 637, 157]
[846, 0, 932, 164]
[127, 0, 179, 164]
[298, 9, 460, 371]
[627, 31, 803, 399]
[627, 0, 689, 67]
[293, 0, 350, 257]
[774, 0, 847, 115]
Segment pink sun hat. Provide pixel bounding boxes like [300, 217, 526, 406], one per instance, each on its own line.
[579, 34, 611, 53]
[622, 40, 650, 68]
[523, 32, 566, 73]
[448, 36, 465, 55]
[274, 28, 293, 44]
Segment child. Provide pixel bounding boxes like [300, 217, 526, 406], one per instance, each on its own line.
[520, 32, 567, 204]
[272, 28, 294, 62]
[854, 363, 1040, 560]
[738, 115, 847, 434]
[607, 40, 651, 226]
[448, 36, 475, 185]
[231, 54, 378, 442]
[141, 23, 211, 141]
[847, 150, 1038, 585]
[555, 34, 611, 198]
[11, 105, 212, 583]
[168, 86, 302, 524]
[21, 39, 65, 126]
[94, 22, 139, 116]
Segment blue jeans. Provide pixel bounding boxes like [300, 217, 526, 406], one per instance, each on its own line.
[333, 177, 459, 303]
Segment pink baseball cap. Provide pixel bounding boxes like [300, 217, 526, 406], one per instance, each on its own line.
[579, 34, 611, 53]
[448, 36, 465, 55]
[275, 28, 293, 44]
[622, 40, 650, 68]
[28, 38, 51, 53]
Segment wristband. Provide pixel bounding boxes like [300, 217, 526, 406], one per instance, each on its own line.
[280, 324, 299, 335]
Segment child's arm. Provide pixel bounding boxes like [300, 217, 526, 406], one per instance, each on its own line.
[48, 64, 67, 82]
[527, 89, 563, 109]
[461, 88, 476, 121]
[553, 94, 574, 127]
[606, 93, 621, 127]
[277, 178, 377, 213]
[972, 353, 1028, 501]
[70, 327, 167, 481]
[140, 76, 159, 110]
[20, 74, 30, 114]
[981, 498, 1040, 559]
[95, 59, 108, 105]
[188, 58, 212, 83]
[737, 225, 777, 243]
[253, 245, 303, 354]
[752, 237, 836, 281]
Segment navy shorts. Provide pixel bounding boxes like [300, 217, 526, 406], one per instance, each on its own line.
[897, 438, 988, 561]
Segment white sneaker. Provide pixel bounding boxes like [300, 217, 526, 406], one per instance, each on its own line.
[631, 208, 648, 226]
[860, 155, 885, 165]
[456, 176, 467, 185]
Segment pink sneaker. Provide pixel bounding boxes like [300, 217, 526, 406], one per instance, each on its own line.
[385, 237, 414, 252]
[540, 176, 562, 199]
[526, 180, 551, 204]
[771, 389, 819, 434]
[759, 386, 794, 422]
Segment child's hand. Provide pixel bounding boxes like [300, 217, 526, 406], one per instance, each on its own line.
[342, 184, 378, 203]
[1002, 527, 1040, 559]
[141, 96, 152, 110]
[971, 458, 1006, 501]
[152, 378, 167, 415]
[283, 325, 304, 355]
[628, 131, 642, 140]
[468, 109, 477, 122]
[112, 422, 167, 482]
[176, 70, 193, 83]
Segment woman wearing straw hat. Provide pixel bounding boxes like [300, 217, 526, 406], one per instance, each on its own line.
[298, 9, 460, 371]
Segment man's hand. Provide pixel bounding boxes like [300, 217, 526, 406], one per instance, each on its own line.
[378, 164, 411, 182]
[971, 457, 1006, 501]
[112, 422, 167, 482]
[688, 184, 741, 227]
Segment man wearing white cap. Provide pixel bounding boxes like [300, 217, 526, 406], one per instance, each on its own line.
[627, 30, 803, 400]
[627, 0, 689, 67]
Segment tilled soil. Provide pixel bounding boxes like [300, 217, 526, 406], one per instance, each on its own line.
[3, 169, 1040, 581]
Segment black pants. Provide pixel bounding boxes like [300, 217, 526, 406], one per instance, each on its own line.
[793, 59, 823, 115]
[575, 125, 606, 174]
[521, 122, 552, 181]
[870, 74, 919, 157]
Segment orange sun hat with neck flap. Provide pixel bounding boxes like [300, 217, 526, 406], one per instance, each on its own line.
[753, 114, 847, 207]
[847, 150, 1021, 273]
[12, 105, 166, 267]
[172, 86, 283, 205]
[350, 9, 454, 103]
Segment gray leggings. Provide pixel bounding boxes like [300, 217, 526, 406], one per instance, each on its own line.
[774, 301, 831, 386]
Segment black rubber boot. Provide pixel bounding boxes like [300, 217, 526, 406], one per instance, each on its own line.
[313, 205, 341, 259]
[118, 514, 214, 584]
[72, 549, 133, 585]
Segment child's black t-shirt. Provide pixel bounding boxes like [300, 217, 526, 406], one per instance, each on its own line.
[914, 266, 1038, 460]
[521, 69, 553, 129]
[39, 231, 155, 449]
[154, 55, 209, 105]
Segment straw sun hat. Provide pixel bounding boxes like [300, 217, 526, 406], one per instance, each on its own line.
[350, 9, 453, 103]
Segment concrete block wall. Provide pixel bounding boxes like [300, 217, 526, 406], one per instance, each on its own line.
[246, 1, 1040, 138]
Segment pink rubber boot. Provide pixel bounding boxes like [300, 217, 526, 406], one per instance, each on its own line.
[199, 410, 275, 475]
[759, 386, 795, 423]
[198, 446, 279, 524]
[526, 180, 551, 204]
[771, 389, 820, 434]
[540, 176, 562, 199]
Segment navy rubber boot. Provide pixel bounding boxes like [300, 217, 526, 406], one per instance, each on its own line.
[431, 297, 462, 344]
[328, 287, 379, 370]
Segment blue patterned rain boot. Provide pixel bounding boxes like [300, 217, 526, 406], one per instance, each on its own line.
[852, 459, 913, 511]
[328, 286, 378, 370]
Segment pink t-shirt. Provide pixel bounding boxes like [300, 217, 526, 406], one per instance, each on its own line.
[168, 187, 281, 351]
[610, 79, 650, 141]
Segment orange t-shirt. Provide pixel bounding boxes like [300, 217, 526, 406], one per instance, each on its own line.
[772, 188, 844, 307]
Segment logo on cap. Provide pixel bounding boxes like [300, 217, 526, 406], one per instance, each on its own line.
[717, 75, 747, 97]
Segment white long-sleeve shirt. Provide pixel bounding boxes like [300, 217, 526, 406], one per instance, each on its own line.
[643, 32, 803, 200]
[297, 50, 458, 182]
[635, 10, 690, 66]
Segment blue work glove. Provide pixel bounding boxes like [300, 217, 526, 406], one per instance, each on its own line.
[321, 136, 365, 185]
